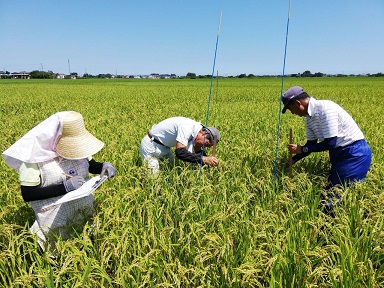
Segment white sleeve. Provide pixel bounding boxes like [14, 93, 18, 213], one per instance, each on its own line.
[19, 162, 41, 186]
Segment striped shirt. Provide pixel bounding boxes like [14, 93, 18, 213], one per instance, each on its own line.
[306, 98, 364, 147]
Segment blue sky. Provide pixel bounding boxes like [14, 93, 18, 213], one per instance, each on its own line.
[1, 1, 383, 76]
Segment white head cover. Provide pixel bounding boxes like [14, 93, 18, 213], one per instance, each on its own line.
[2, 111, 70, 171]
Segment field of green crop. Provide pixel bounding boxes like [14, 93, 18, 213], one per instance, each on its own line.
[1, 77, 384, 287]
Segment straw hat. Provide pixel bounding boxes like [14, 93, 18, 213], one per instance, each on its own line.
[55, 111, 104, 159]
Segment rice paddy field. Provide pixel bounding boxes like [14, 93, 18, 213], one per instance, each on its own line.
[1, 77, 384, 287]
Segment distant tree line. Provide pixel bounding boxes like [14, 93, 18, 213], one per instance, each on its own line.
[184, 70, 384, 79]
[1, 70, 383, 79]
[29, 70, 55, 79]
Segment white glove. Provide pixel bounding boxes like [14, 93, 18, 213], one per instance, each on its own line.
[64, 176, 85, 192]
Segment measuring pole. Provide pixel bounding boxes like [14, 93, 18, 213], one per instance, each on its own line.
[199, 11, 223, 179]
[273, 0, 292, 187]
[289, 128, 293, 178]
[205, 11, 222, 126]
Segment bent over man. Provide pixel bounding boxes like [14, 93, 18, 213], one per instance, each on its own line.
[140, 116, 220, 174]
[281, 86, 372, 207]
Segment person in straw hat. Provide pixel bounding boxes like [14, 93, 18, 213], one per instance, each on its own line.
[140, 116, 220, 174]
[2, 111, 117, 252]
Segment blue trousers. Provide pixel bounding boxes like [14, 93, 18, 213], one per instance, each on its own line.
[327, 139, 372, 188]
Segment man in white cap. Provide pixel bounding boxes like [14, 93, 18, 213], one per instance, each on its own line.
[281, 86, 372, 210]
[140, 116, 220, 174]
[2, 111, 117, 251]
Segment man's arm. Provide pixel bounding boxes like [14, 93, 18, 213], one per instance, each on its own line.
[175, 142, 218, 166]
[175, 141, 204, 164]
[291, 137, 337, 163]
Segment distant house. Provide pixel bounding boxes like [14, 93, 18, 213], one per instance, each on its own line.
[0, 71, 9, 79]
[10, 72, 30, 79]
[149, 73, 160, 79]
[64, 74, 77, 79]
[56, 73, 65, 79]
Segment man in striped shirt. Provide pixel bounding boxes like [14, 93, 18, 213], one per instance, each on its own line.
[281, 86, 372, 207]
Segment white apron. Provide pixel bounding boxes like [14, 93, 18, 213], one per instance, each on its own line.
[29, 158, 93, 249]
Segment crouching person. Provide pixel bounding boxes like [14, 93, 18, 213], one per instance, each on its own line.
[2, 111, 117, 252]
[280, 86, 372, 213]
[140, 116, 220, 174]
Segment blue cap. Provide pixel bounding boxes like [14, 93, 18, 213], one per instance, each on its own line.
[281, 86, 305, 114]
[203, 126, 221, 143]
